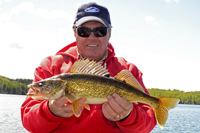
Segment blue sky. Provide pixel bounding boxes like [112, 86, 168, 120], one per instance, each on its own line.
[0, 0, 199, 92]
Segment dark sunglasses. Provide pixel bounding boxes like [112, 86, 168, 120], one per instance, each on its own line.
[76, 27, 108, 37]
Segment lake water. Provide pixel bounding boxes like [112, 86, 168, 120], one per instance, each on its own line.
[0, 94, 200, 133]
[0, 94, 28, 133]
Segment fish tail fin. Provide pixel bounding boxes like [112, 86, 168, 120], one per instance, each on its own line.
[153, 97, 180, 129]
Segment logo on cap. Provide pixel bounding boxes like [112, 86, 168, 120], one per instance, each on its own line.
[85, 7, 100, 12]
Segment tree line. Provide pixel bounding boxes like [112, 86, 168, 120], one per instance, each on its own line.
[0, 75, 200, 105]
[0, 75, 32, 95]
[147, 88, 200, 105]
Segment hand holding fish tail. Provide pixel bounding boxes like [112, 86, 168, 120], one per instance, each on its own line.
[102, 93, 133, 122]
[48, 96, 86, 118]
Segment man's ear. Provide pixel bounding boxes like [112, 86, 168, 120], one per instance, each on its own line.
[72, 26, 76, 37]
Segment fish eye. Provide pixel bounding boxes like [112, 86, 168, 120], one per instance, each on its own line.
[38, 82, 43, 86]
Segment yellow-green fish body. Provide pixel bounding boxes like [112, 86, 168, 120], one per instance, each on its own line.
[27, 59, 180, 128]
[62, 74, 157, 105]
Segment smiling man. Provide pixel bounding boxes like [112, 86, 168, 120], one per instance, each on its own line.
[21, 2, 157, 133]
[75, 21, 110, 61]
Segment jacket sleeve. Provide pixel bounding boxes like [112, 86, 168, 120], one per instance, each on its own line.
[21, 97, 64, 132]
[116, 59, 157, 133]
[21, 55, 66, 133]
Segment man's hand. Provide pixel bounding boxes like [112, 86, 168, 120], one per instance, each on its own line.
[48, 96, 86, 118]
[102, 93, 133, 122]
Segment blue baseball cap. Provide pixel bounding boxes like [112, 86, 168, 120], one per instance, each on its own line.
[74, 2, 111, 27]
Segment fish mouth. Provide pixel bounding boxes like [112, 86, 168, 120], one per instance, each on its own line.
[27, 84, 40, 96]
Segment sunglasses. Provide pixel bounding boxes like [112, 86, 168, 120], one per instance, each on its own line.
[76, 27, 108, 37]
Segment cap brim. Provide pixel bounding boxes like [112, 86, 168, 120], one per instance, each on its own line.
[75, 16, 109, 27]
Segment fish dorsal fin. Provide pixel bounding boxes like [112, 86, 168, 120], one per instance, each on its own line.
[114, 69, 145, 92]
[69, 59, 109, 76]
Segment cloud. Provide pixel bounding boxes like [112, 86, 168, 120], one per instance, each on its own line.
[76, 3, 82, 9]
[0, 0, 11, 5]
[34, 9, 73, 20]
[144, 16, 160, 27]
[164, 0, 180, 3]
[0, 12, 10, 22]
[10, 43, 24, 49]
[11, 2, 35, 14]
[10, 2, 73, 20]
[164, 0, 171, 3]
[174, 0, 180, 3]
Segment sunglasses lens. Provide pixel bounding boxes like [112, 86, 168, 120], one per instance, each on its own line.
[77, 27, 91, 37]
[94, 27, 107, 37]
[77, 27, 108, 37]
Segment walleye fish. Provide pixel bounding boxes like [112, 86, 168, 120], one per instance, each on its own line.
[27, 59, 180, 128]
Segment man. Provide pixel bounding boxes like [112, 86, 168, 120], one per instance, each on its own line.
[21, 2, 156, 133]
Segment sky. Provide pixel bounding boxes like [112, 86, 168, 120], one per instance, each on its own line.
[0, 0, 199, 92]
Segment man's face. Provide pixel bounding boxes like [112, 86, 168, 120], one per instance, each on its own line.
[74, 21, 111, 61]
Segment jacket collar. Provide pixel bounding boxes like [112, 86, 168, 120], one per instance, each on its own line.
[56, 41, 115, 62]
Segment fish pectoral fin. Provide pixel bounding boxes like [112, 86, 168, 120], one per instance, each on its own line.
[65, 93, 76, 103]
[128, 100, 138, 104]
[84, 104, 90, 110]
[65, 93, 90, 116]
[114, 69, 145, 92]
[72, 98, 86, 117]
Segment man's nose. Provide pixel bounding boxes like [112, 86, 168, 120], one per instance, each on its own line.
[88, 32, 96, 40]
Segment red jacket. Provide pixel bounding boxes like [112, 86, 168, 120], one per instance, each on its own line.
[21, 42, 156, 133]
